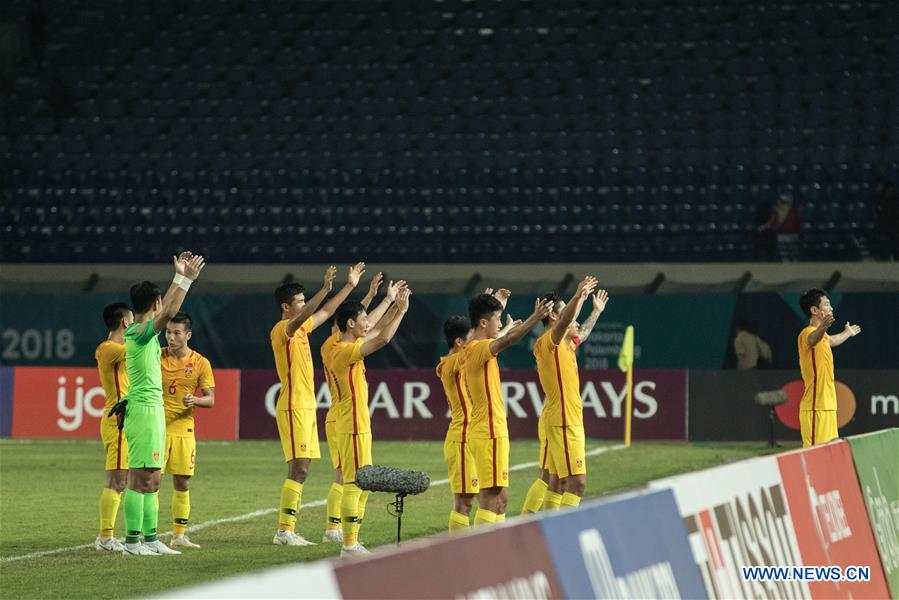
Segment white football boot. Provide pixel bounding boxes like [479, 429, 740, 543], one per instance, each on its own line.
[273, 531, 316, 546]
[95, 536, 125, 552]
[142, 539, 182, 555]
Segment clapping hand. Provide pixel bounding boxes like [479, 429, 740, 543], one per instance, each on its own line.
[322, 265, 337, 291]
[347, 262, 366, 287]
[592, 289, 609, 313]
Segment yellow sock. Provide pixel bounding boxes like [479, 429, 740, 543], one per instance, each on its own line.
[520, 479, 548, 514]
[448, 511, 470, 532]
[98, 488, 121, 537]
[495, 513, 506, 522]
[543, 491, 563, 511]
[473, 508, 498, 526]
[560, 492, 581, 508]
[172, 490, 190, 536]
[340, 484, 362, 547]
[325, 483, 343, 531]
[278, 479, 302, 533]
[354, 491, 369, 535]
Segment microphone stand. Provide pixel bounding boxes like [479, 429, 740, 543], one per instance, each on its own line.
[387, 492, 407, 545]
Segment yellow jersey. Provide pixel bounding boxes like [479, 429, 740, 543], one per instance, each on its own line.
[437, 351, 472, 443]
[798, 325, 837, 411]
[330, 339, 369, 434]
[161, 348, 215, 435]
[95, 340, 128, 412]
[271, 318, 315, 411]
[534, 330, 582, 427]
[321, 331, 341, 424]
[462, 338, 507, 439]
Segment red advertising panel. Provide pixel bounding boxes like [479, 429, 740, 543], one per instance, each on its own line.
[238, 368, 688, 440]
[11, 366, 240, 440]
[777, 441, 891, 599]
[334, 521, 563, 599]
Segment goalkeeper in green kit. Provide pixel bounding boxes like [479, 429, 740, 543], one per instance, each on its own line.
[110, 251, 206, 556]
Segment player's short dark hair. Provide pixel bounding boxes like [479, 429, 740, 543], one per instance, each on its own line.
[468, 293, 503, 326]
[335, 300, 365, 332]
[799, 288, 827, 318]
[130, 281, 162, 314]
[102, 302, 132, 331]
[443, 315, 471, 348]
[275, 282, 305, 308]
[168, 312, 192, 332]
[541, 292, 563, 326]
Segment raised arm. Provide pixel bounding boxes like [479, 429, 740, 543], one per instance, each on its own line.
[828, 322, 861, 348]
[578, 289, 609, 341]
[286, 266, 337, 337]
[551, 276, 597, 345]
[490, 298, 555, 355]
[360, 272, 384, 310]
[360, 287, 411, 357]
[806, 314, 834, 348]
[310, 262, 366, 330]
[497, 314, 522, 339]
[154, 252, 206, 332]
[484, 288, 511, 310]
[365, 280, 407, 337]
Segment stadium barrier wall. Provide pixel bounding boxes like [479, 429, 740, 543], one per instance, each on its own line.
[0, 366, 687, 440]
[775, 440, 891, 599]
[649, 436, 893, 599]
[5, 366, 241, 440]
[2, 291, 897, 370]
[163, 429, 897, 599]
[7, 365, 898, 443]
[535, 489, 707, 598]
[333, 519, 566, 599]
[0, 366, 13, 437]
[688, 369, 899, 442]
[163, 560, 342, 599]
[846, 429, 899, 596]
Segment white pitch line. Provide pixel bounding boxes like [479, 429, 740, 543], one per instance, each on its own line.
[1, 443, 626, 564]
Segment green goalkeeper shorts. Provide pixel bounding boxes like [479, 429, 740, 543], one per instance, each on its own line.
[124, 403, 166, 469]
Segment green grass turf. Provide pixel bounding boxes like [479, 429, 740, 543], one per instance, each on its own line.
[0, 438, 796, 599]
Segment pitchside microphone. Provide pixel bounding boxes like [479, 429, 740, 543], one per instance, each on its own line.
[355, 465, 430, 545]
[355, 465, 430, 495]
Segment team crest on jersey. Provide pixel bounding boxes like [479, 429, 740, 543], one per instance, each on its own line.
[184, 363, 194, 375]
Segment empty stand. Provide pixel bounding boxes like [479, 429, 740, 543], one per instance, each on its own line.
[1, 0, 896, 262]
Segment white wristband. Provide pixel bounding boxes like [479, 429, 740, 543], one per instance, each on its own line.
[173, 274, 192, 291]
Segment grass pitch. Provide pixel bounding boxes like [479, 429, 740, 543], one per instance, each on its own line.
[0, 438, 794, 598]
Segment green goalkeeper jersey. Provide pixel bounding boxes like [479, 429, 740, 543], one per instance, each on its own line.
[123, 319, 163, 407]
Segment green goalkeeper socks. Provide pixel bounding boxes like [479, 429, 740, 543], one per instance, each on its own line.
[142, 491, 159, 542]
[123, 489, 144, 544]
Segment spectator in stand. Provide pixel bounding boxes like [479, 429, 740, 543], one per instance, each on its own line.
[734, 320, 772, 370]
[758, 192, 802, 262]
